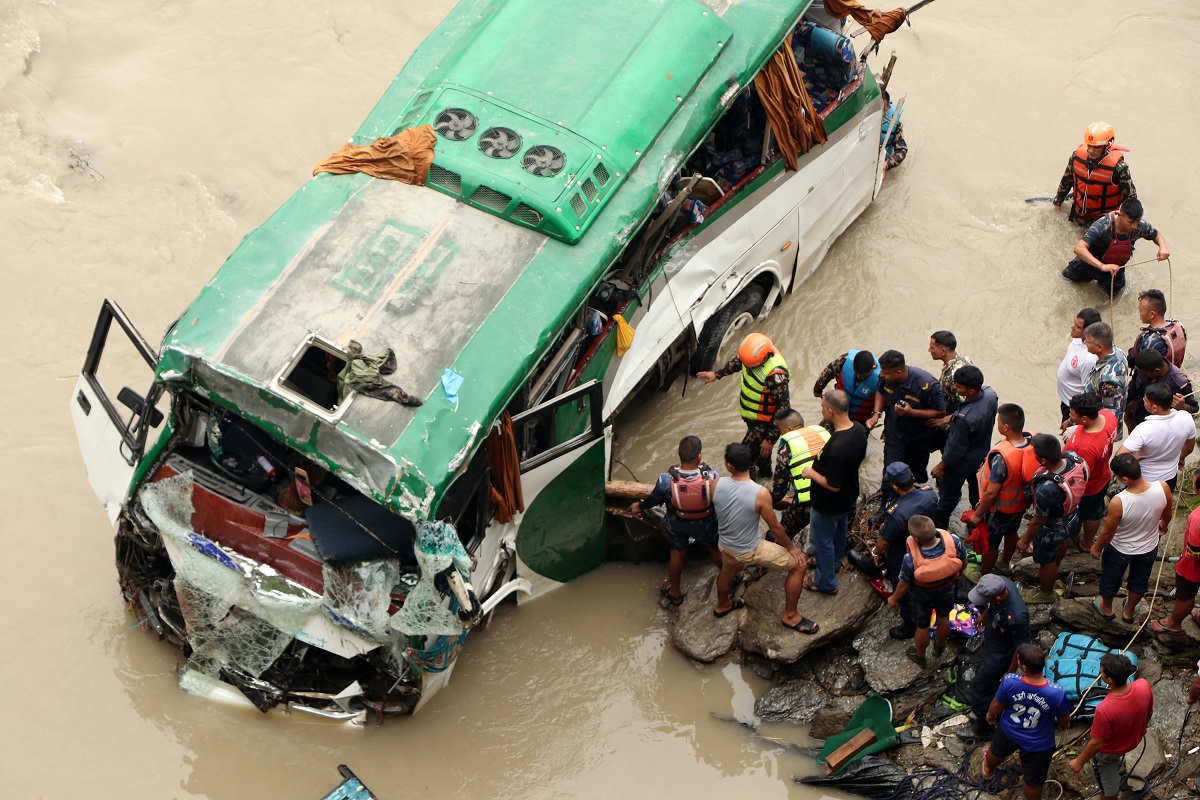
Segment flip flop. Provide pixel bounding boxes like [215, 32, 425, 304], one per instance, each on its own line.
[1093, 597, 1116, 621]
[781, 616, 819, 635]
[804, 576, 838, 595]
[1149, 618, 1186, 635]
[713, 597, 745, 618]
[658, 578, 685, 606]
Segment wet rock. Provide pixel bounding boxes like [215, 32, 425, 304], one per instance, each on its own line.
[1149, 676, 1190, 748]
[851, 608, 957, 694]
[893, 742, 962, 774]
[1139, 645, 1164, 685]
[754, 680, 832, 724]
[670, 568, 738, 662]
[809, 705, 853, 740]
[1036, 628, 1058, 650]
[737, 568, 882, 662]
[1029, 604, 1053, 631]
[1126, 729, 1168, 781]
[1143, 614, 1200, 664]
[888, 679, 952, 726]
[1050, 597, 1137, 648]
[1014, 551, 1103, 586]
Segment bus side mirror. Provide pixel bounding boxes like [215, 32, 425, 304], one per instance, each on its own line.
[117, 386, 164, 429]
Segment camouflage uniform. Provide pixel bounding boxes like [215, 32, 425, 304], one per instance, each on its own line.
[715, 353, 790, 478]
[771, 438, 811, 539]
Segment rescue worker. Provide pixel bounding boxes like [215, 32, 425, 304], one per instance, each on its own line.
[1130, 288, 1188, 369]
[771, 408, 831, 540]
[877, 349, 946, 494]
[1052, 121, 1137, 226]
[930, 365, 997, 529]
[882, 90, 908, 172]
[1083, 321, 1130, 438]
[1063, 393, 1119, 552]
[958, 574, 1031, 743]
[1057, 308, 1102, 425]
[886, 515, 966, 667]
[812, 349, 882, 427]
[1062, 198, 1169, 296]
[1016, 434, 1088, 604]
[1125, 348, 1198, 431]
[697, 333, 791, 478]
[967, 404, 1039, 583]
[871, 462, 939, 639]
[630, 435, 723, 606]
[928, 330, 973, 422]
[711, 443, 817, 634]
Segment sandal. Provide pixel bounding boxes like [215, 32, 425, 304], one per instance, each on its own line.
[1121, 601, 1138, 624]
[1150, 618, 1186, 635]
[781, 615, 819, 635]
[804, 576, 839, 595]
[713, 597, 745, 618]
[658, 578, 685, 606]
[1093, 597, 1116, 621]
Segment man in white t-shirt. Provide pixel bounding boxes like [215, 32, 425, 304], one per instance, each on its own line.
[1090, 453, 1172, 623]
[1117, 382, 1197, 489]
[1057, 308, 1102, 427]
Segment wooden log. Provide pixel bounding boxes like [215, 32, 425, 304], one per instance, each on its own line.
[821, 728, 877, 775]
[605, 480, 655, 500]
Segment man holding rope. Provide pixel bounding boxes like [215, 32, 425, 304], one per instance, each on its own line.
[1061, 198, 1169, 296]
[1068, 654, 1153, 800]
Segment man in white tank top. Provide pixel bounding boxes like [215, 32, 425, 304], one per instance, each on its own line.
[1090, 453, 1172, 623]
[711, 442, 818, 635]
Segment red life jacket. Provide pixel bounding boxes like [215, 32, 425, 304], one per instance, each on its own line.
[1132, 320, 1188, 368]
[1072, 145, 1126, 224]
[976, 434, 1040, 514]
[907, 530, 964, 590]
[667, 466, 716, 520]
[1034, 452, 1089, 517]
[1098, 211, 1137, 267]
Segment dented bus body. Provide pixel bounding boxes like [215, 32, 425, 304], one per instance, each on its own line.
[71, 0, 890, 720]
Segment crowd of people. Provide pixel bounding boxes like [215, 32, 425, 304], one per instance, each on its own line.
[626, 122, 1195, 797]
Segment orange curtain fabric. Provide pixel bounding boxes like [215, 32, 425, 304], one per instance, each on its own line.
[753, 47, 828, 171]
[822, 0, 907, 43]
[313, 124, 436, 185]
[486, 411, 524, 524]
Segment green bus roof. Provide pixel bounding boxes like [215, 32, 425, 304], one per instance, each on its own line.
[156, 0, 837, 518]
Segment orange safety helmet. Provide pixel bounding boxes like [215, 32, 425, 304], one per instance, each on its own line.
[1084, 121, 1116, 148]
[738, 333, 774, 367]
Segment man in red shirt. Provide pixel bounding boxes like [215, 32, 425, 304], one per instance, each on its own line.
[1151, 471, 1200, 633]
[1065, 393, 1119, 550]
[1068, 654, 1153, 800]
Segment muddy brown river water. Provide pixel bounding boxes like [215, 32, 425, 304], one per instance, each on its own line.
[3, 1, 1199, 797]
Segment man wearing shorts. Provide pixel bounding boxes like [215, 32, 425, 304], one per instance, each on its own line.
[1091, 453, 1171, 623]
[711, 442, 817, 634]
[1152, 471, 1200, 634]
[968, 403, 1039, 582]
[1069, 654, 1153, 800]
[1016, 434, 1087, 604]
[1064, 393, 1119, 550]
[983, 644, 1072, 800]
[886, 515, 965, 666]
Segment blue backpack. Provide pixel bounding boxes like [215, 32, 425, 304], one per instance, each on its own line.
[1044, 632, 1138, 717]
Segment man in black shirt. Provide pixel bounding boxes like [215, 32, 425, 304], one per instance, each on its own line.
[801, 389, 869, 594]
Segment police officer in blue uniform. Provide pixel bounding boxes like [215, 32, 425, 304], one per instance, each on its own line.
[877, 349, 946, 495]
[872, 462, 940, 639]
[959, 574, 1032, 741]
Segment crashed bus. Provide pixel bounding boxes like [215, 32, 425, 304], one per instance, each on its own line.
[71, 0, 897, 720]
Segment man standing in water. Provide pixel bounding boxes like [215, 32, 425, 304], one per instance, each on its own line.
[1061, 198, 1169, 296]
[1053, 121, 1136, 226]
[711, 443, 817, 634]
[698, 333, 790, 479]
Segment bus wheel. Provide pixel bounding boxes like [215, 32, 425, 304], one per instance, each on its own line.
[689, 284, 766, 373]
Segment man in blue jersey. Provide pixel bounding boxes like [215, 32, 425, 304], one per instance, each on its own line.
[983, 643, 1072, 800]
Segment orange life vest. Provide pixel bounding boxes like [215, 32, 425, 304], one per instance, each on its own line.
[907, 530, 964, 590]
[977, 434, 1041, 514]
[1071, 145, 1126, 224]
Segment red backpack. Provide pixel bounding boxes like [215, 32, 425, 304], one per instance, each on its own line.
[668, 466, 716, 520]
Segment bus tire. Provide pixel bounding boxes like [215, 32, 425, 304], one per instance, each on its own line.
[689, 283, 767, 374]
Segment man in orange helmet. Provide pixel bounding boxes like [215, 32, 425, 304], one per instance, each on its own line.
[1052, 121, 1137, 226]
[698, 333, 792, 478]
